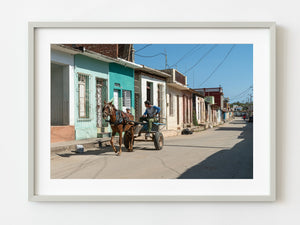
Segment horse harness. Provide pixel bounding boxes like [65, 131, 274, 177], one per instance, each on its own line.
[109, 110, 132, 128]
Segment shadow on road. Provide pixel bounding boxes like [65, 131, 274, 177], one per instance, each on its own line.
[229, 119, 247, 124]
[164, 144, 228, 149]
[216, 127, 244, 131]
[178, 122, 253, 179]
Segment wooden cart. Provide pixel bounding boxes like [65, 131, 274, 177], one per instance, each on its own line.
[124, 118, 166, 150]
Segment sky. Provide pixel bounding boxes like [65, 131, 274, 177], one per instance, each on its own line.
[133, 44, 253, 103]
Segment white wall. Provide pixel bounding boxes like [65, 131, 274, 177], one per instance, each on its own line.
[167, 85, 183, 130]
[51, 49, 75, 125]
[141, 75, 166, 119]
[1, 1, 300, 225]
[195, 96, 200, 123]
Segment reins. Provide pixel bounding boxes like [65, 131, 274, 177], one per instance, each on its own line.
[104, 104, 133, 126]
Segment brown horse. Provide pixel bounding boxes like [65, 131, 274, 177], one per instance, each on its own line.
[102, 101, 135, 155]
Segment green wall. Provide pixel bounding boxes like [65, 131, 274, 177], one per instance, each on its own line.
[109, 63, 135, 114]
[74, 54, 109, 140]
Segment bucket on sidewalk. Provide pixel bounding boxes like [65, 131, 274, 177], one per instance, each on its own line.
[76, 145, 84, 153]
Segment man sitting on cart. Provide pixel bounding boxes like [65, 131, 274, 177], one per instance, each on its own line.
[140, 100, 161, 137]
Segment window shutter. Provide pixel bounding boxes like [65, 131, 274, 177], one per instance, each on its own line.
[123, 90, 131, 108]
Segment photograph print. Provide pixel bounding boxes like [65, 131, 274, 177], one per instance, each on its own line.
[50, 43, 253, 179]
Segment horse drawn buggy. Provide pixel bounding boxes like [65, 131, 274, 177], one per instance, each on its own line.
[102, 101, 165, 155]
[124, 118, 166, 151]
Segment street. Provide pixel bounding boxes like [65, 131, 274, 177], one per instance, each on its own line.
[51, 117, 253, 179]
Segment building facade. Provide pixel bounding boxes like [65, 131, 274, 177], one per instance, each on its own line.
[134, 66, 170, 122]
[162, 69, 190, 131]
[50, 48, 75, 143]
[74, 54, 109, 140]
[193, 92, 206, 125]
[193, 87, 225, 110]
[109, 63, 135, 114]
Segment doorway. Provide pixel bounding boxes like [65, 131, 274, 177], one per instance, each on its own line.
[96, 78, 107, 129]
[51, 63, 69, 125]
[114, 89, 119, 109]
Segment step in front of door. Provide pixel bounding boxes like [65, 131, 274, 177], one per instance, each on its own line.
[97, 132, 111, 138]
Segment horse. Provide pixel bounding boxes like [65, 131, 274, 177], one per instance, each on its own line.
[102, 101, 135, 156]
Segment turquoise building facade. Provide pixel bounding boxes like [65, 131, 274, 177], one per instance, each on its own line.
[108, 63, 135, 116]
[73, 56, 136, 140]
[74, 54, 109, 140]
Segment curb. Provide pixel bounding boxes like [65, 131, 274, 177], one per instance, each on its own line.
[51, 137, 118, 154]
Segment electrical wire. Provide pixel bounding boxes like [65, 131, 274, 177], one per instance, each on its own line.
[230, 91, 252, 101]
[199, 44, 236, 86]
[135, 44, 152, 53]
[230, 87, 253, 102]
[169, 45, 203, 68]
[230, 86, 252, 100]
[135, 52, 166, 58]
[184, 44, 218, 74]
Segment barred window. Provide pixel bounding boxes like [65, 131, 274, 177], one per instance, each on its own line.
[122, 90, 131, 111]
[78, 74, 90, 118]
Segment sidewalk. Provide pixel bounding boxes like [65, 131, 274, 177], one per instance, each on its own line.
[51, 137, 115, 154]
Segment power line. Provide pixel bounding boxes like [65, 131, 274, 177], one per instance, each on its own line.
[135, 44, 152, 53]
[135, 51, 168, 69]
[230, 86, 253, 101]
[232, 86, 252, 98]
[199, 44, 236, 86]
[230, 89, 252, 101]
[184, 44, 218, 74]
[231, 86, 252, 99]
[135, 52, 166, 58]
[169, 45, 203, 68]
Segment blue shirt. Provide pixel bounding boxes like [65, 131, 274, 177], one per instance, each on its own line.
[143, 105, 161, 117]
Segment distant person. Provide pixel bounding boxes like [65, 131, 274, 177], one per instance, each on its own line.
[126, 108, 132, 115]
[243, 114, 246, 120]
[140, 100, 161, 137]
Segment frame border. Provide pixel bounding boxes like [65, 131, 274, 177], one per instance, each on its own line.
[28, 22, 276, 202]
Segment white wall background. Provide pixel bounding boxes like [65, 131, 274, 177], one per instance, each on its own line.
[0, 0, 298, 224]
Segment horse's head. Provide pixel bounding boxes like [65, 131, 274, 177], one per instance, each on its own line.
[102, 101, 115, 119]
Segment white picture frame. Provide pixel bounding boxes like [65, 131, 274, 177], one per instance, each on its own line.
[28, 22, 276, 201]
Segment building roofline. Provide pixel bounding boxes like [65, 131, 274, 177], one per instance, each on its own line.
[51, 44, 142, 69]
[167, 82, 189, 90]
[188, 88, 205, 97]
[135, 66, 171, 78]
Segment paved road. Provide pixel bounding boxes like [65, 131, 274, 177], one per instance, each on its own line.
[51, 117, 253, 179]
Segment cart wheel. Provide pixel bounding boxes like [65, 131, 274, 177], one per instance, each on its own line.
[154, 132, 164, 150]
[124, 131, 133, 149]
[124, 131, 131, 149]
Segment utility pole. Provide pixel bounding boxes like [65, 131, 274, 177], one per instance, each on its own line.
[164, 49, 168, 69]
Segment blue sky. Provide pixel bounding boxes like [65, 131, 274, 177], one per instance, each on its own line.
[134, 44, 253, 103]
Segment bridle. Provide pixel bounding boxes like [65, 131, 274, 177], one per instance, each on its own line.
[102, 103, 115, 119]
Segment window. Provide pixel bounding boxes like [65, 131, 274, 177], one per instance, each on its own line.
[78, 74, 90, 118]
[122, 90, 131, 111]
[146, 82, 153, 104]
